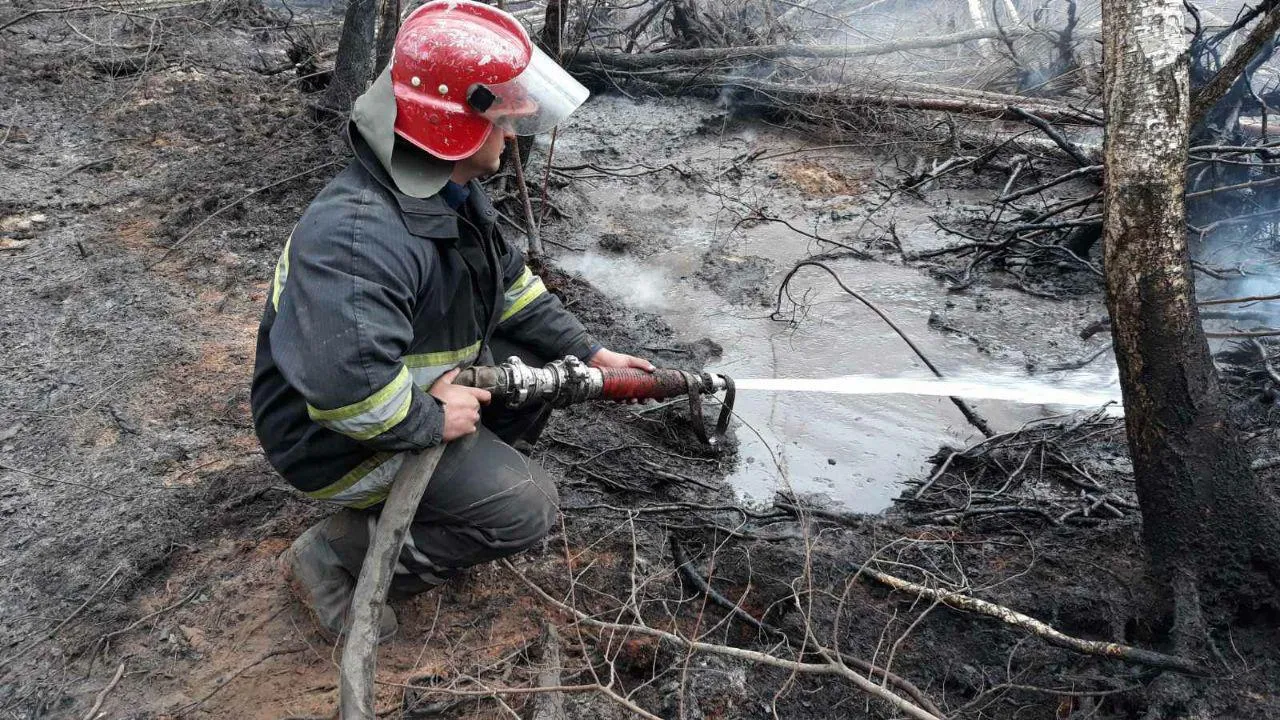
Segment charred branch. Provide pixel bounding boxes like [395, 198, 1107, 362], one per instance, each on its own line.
[1190, 1, 1280, 127]
[1007, 106, 1095, 166]
[577, 66, 1099, 125]
[575, 26, 1029, 68]
[372, 0, 399, 75]
[774, 261, 995, 437]
[860, 566, 1204, 673]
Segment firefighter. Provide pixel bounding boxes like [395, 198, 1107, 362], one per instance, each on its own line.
[251, 0, 653, 640]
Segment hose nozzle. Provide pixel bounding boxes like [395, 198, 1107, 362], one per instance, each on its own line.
[454, 357, 735, 446]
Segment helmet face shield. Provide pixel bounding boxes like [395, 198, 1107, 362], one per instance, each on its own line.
[469, 46, 588, 136]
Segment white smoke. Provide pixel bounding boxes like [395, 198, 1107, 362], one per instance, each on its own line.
[556, 252, 671, 310]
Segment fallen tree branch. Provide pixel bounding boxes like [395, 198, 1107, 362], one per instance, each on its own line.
[576, 26, 1028, 68]
[340, 444, 449, 719]
[1186, 173, 1280, 200]
[997, 164, 1101, 203]
[859, 565, 1204, 674]
[1204, 328, 1280, 338]
[530, 624, 566, 720]
[1198, 292, 1280, 306]
[381, 677, 663, 720]
[1188, 206, 1280, 240]
[578, 68, 1098, 125]
[1007, 107, 1095, 166]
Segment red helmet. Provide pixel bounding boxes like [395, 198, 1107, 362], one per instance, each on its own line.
[390, 0, 588, 161]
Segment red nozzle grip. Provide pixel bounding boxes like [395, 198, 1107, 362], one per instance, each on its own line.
[599, 368, 692, 401]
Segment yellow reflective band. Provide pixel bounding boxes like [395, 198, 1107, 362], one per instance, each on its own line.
[308, 366, 411, 422]
[306, 452, 395, 500]
[500, 276, 547, 322]
[343, 391, 413, 441]
[307, 367, 414, 440]
[271, 232, 293, 311]
[347, 494, 389, 510]
[509, 266, 534, 292]
[403, 341, 482, 370]
[306, 452, 406, 508]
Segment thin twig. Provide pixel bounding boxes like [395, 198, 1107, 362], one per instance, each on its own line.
[0, 566, 125, 670]
[0, 462, 128, 500]
[94, 584, 205, 653]
[774, 261, 994, 437]
[502, 560, 947, 720]
[176, 646, 306, 715]
[81, 661, 125, 720]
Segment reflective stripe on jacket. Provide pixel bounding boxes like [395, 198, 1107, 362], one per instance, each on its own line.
[250, 129, 595, 507]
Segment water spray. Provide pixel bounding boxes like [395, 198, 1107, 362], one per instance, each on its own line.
[735, 375, 1123, 412]
[456, 356, 1123, 447]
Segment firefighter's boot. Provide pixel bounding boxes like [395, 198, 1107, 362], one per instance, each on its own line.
[280, 510, 397, 642]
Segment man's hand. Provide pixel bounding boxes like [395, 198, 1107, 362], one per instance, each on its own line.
[588, 348, 656, 373]
[588, 348, 656, 404]
[429, 368, 492, 441]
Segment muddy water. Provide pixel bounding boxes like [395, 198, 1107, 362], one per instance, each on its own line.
[547, 97, 1116, 511]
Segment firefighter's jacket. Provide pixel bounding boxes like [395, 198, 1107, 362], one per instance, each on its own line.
[250, 133, 595, 508]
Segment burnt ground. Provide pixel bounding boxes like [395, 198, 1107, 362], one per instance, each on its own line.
[2, 5, 1280, 720]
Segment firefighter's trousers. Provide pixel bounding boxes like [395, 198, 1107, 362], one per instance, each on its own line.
[307, 337, 560, 595]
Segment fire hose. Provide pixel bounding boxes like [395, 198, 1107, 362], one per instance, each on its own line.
[454, 355, 737, 446]
[340, 356, 735, 718]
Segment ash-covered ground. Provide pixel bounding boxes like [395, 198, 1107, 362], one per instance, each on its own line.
[2, 3, 1279, 720]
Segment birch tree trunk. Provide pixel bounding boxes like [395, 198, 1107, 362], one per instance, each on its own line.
[966, 0, 996, 57]
[1100, 0, 1280, 641]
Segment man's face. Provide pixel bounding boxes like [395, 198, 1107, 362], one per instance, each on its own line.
[458, 126, 510, 179]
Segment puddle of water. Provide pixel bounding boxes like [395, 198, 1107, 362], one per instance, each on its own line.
[562, 244, 1119, 511]
[548, 96, 1117, 511]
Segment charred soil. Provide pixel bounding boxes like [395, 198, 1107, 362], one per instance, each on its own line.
[2, 5, 1279, 720]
